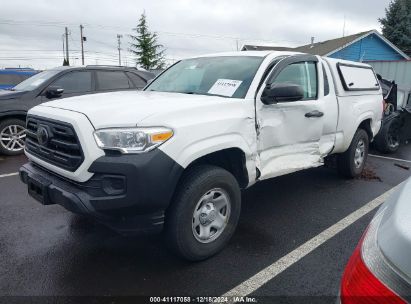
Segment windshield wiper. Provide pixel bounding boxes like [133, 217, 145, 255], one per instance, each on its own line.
[180, 91, 227, 98]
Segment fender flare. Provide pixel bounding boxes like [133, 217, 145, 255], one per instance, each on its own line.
[174, 134, 254, 169]
[163, 133, 257, 185]
[338, 113, 375, 153]
[0, 110, 28, 119]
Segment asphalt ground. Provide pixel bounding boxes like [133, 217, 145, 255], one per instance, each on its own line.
[1, 145, 411, 303]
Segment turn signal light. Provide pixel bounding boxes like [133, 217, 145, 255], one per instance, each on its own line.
[151, 131, 173, 143]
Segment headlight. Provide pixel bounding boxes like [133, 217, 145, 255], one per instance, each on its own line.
[93, 127, 173, 154]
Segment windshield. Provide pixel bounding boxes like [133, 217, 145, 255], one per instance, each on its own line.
[13, 70, 60, 91]
[145, 56, 264, 99]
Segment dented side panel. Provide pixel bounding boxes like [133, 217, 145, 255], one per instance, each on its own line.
[254, 56, 338, 181]
[256, 100, 325, 180]
[141, 98, 260, 187]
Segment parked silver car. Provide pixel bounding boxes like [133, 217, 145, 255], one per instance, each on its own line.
[340, 178, 411, 303]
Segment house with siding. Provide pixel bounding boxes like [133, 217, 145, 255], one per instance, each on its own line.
[242, 30, 410, 86]
[241, 30, 409, 62]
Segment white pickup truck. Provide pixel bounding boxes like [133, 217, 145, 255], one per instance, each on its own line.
[20, 51, 383, 260]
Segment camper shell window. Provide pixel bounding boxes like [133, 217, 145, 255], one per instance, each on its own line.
[337, 63, 380, 91]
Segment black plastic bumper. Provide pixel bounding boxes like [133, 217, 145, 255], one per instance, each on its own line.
[19, 149, 183, 234]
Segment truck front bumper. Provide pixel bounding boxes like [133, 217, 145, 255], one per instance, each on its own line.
[19, 150, 183, 234]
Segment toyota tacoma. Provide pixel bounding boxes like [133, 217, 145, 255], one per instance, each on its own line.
[19, 51, 383, 261]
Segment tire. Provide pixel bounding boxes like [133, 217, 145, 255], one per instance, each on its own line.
[165, 165, 241, 261]
[0, 118, 26, 156]
[337, 129, 369, 178]
[374, 118, 401, 154]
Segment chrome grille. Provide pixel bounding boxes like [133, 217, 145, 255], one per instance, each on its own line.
[25, 116, 84, 172]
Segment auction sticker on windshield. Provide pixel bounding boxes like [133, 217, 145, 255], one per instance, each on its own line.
[208, 79, 243, 97]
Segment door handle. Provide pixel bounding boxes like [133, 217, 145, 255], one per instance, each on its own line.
[305, 110, 324, 118]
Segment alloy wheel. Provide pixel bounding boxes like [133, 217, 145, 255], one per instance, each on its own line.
[0, 124, 26, 153]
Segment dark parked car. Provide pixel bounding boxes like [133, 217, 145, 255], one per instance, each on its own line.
[0, 66, 155, 155]
[374, 76, 411, 153]
[0, 68, 39, 90]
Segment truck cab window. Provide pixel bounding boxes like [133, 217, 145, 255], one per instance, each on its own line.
[274, 62, 318, 100]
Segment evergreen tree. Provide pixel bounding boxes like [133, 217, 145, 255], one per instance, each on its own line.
[379, 0, 411, 55]
[62, 58, 70, 66]
[129, 13, 165, 70]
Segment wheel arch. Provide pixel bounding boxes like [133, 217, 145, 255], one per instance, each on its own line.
[162, 132, 257, 188]
[0, 111, 27, 124]
[358, 118, 373, 141]
[185, 147, 249, 189]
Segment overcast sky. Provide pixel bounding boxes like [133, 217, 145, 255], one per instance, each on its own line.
[0, 0, 391, 69]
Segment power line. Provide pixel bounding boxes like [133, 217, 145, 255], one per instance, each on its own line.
[86, 37, 117, 48]
[0, 18, 304, 45]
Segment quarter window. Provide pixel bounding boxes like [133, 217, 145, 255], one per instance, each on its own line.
[126, 72, 147, 89]
[52, 71, 92, 94]
[96, 71, 131, 90]
[273, 62, 318, 100]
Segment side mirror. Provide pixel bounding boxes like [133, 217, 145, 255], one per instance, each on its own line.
[46, 86, 64, 99]
[261, 83, 304, 105]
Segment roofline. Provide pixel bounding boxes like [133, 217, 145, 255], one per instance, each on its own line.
[364, 59, 411, 63]
[325, 30, 410, 60]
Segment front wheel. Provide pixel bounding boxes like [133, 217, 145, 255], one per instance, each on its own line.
[337, 129, 369, 178]
[165, 165, 241, 261]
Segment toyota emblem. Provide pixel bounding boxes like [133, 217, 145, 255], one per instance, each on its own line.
[37, 126, 49, 146]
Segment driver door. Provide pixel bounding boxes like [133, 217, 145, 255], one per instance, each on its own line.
[256, 55, 325, 180]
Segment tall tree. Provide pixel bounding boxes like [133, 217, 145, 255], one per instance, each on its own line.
[379, 0, 411, 55]
[129, 13, 165, 70]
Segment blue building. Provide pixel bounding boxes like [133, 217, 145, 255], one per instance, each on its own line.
[0, 68, 39, 90]
[242, 30, 410, 62]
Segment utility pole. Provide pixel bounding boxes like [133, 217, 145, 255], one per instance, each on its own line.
[117, 34, 123, 66]
[62, 34, 65, 59]
[80, 24, 85, 65]
[65, 27, 70, 65]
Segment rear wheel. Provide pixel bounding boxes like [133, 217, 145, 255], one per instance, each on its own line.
[165, 165, 241, 261]
[337, 129, 369, 178]
[374, 118, 401, 154]
[0, 119, 26, 156]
